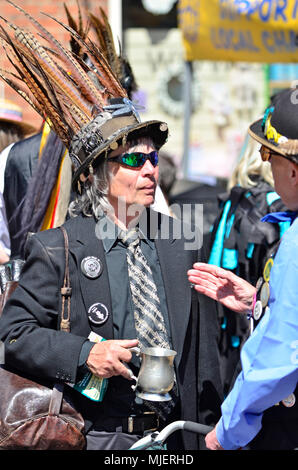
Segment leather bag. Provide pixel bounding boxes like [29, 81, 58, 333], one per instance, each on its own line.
[0, 227, 86, 450]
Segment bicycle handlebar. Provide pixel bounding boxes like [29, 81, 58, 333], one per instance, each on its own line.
[183, 421, 213, 435]
[129, 420, 213, 450]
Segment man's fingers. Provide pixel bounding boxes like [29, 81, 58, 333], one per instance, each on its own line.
[193, 284, 220, 301]
[188, 270, 228, 290]
[112, 339, 139, 349]
[119, 362, 136, 380]
[193, 263, 232, 281]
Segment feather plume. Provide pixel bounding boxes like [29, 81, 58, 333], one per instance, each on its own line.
[41, 13, 127, 98]
[0, 15, 93, 124]
[88, 7, 138, 98]
[0, 26, 70, 136]
[63, 0, 89, 57]
[89, 8, 122, 80]
[0, 0, 128, 150]
[6, 1, 105, 106]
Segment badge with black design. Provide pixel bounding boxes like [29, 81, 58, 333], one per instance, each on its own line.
[253, 300, 263, 321]
[281, 393, 296, 408]
[81, 256, 103, 279]
[256, 276, 263, 292]
[88, 303, 109, 325]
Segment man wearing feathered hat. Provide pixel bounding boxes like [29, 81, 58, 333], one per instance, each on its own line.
[0, 3, 222, 450]
[188, 87, 298, 450]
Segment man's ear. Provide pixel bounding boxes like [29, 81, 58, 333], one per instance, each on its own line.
[290, 162, 298, 186]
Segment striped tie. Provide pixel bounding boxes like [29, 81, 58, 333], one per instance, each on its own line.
[119, 228, 178, 420]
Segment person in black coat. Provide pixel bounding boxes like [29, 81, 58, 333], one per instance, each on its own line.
[0, 128, 222, 451]
[0, 6, 222, 450]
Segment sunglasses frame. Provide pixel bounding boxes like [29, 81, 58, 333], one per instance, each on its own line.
[108, 150, 159, 168]
[259, 146, 282, 162]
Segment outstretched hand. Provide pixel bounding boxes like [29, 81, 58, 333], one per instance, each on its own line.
[187, 262, 256, 315]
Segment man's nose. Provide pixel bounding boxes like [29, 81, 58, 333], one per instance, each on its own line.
[141, 159, 156, 175]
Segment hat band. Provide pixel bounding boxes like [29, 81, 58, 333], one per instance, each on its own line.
[70, 114, 139, 169]
[264, 115, 288, 145]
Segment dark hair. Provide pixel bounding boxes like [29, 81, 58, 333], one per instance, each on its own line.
[0, 123, 25, 153]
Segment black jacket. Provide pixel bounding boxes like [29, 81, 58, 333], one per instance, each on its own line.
[0, 212, 222, 449]
[3, 132, 42, 258]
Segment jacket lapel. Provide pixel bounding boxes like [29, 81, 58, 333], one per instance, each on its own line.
[154, 217, 192, 367]
[68, 215, 114, 340]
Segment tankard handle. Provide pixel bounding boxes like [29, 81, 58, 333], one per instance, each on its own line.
[122, 347, 141, 383]
[128, 346, 141, 355]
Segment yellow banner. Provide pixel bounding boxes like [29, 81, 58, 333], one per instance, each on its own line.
[178, 0, 298, 62]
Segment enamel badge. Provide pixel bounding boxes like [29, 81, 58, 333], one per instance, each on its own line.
[81, 256, 103, 279]
[263, 258, 274, 282]
[88, 303, 109, 325]
[281, 393, 296, 408]
[253, 300, 263, 321]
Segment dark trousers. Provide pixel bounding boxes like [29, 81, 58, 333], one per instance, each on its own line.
[86, 430, 142, 450]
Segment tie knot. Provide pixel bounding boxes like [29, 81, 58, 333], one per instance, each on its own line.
[119, 228, 139, 247]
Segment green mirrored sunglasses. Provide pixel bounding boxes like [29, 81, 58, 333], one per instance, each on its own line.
[109, 151, 158, 168]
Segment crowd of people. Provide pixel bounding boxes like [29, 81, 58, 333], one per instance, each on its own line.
[0, 3, 296, 452]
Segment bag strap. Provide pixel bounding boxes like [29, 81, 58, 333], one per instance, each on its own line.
[49, 226, 72, 416]
[59, 226, 72, 333]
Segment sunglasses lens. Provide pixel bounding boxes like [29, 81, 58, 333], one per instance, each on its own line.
[149, 151, 158, 167]
[121, 152, 159, 167]
[122, 153, 145, 167]
[260, 147, 270, 161]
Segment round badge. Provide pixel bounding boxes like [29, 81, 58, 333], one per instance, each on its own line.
[253, 300, 263, 321]
[88, 303, 109, 325]
[81, 256, 102, 279]
[281, 393, 296, 408]
[256, 277, 263, 292]
[263, 258, 274, 282]
[260, 281, 270, 308]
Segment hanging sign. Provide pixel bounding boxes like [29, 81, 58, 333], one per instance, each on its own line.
[178, 0, 298, 62]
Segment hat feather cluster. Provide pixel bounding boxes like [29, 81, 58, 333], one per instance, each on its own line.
[0, 0, 128, 148]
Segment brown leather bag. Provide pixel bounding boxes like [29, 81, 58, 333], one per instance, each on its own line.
[0, 227, 86, 450]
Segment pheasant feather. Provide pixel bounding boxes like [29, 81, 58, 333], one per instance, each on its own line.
[0, 1, 132, 153]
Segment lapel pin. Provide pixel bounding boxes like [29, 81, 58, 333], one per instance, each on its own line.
[81, 256, 103, 279]
[260, 281, 270, 308]
[281, 393, 296, 408]
[253, 300, 263, 321]
[88, 303, 109, 325]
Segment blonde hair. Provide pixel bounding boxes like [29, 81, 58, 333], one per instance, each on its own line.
[228, 134, 274, 191]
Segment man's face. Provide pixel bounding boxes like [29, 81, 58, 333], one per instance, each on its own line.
[270, 153, 298, 210]
[107, 139, 159, 211]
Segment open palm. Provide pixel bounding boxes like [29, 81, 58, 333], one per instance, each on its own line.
[187, 263, 256, 315]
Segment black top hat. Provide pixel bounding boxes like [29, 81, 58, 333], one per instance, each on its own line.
[248, 88, 298, 164]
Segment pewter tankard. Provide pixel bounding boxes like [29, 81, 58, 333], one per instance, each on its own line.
[129, 347, 177, 402]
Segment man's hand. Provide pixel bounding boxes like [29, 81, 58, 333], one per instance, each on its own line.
[188, 262, 256, 315]
[205, 427, 224, 450]
[0, 248, 9, 265]
[86, 339, 139, 380]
